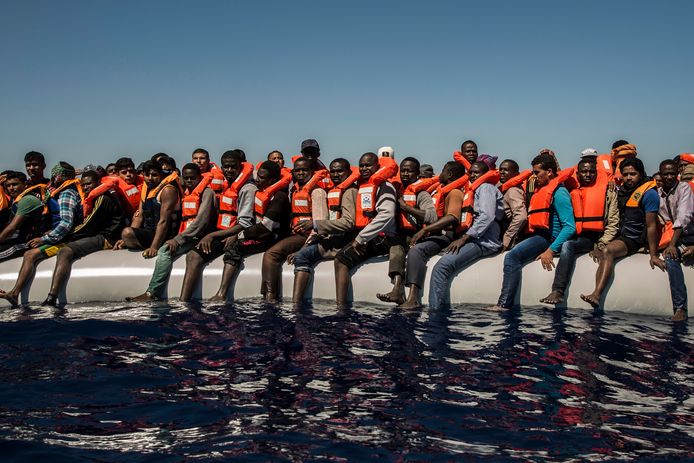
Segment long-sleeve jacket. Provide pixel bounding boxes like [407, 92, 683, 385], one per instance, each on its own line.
[597, 189, 620, 248]
[502, 185, 527, 249]
[658, 182, 694, 238]
[173, 188, 216, 245]
[466, 183, 504, 251]
[314, 188, 357, 236]
[70, 192, 125, 243]
[42, 188, 82, 244]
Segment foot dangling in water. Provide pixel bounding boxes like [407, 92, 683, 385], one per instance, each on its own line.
[580, 293, 600, 309]
[540, 291, 564, 305]
[0, 290, 19, 307]
[376, 290, 405, 305]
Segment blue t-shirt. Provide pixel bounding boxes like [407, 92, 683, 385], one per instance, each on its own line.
[641, 188, 660, 213]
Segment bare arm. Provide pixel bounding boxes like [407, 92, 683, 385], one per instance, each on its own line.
[148, 186, 178, 251]
[0, 214, 27, 243]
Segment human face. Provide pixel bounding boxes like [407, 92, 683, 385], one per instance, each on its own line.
[653, 173, 663, 190]
[80, 176, 100, 195]
[192, 152, 210, 172]
[498, 161, 518, 184]
[358, 155, 378, 181]
[329, 161, 350, 185]
[118, 166, 136, 185]
[462, 142, 478, 163]
[5, 178, 26, 198]
[301, 147, 320, 168]
[659, 164, 678, 192]
[532, 163, 553, 188]
[438, 165, 453, 186]
[143, 169, 163, 188]
[256, 169, 275, 190]
[620, 165, 641, 188]
[577, 162, 597, 188]
[106, 164, 117, 176]
[292, 161, 313, 185]
[25, 160, 45, 180]
[268, 152, 284, 168]
[468, 164, 485, 183]
[221, 158, 241, 183]
[399, 160, 419, 186]
[181, 169, 201, 191]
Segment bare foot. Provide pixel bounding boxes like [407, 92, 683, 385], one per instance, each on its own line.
[376, 290, 405, 305]
[208, 294, 226, 302]
[41, 294, 58, 307]
[671, 308, 688, 322]
[126, 292, 156, 302]
[484, 305, 508, 312]
[0, 290, 19, 307]
[540, 291, 564, 305]
[397, 300, 423, 310]
[580, 293, 600, 309]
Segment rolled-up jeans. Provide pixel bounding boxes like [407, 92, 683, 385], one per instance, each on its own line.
[405, 235, 451, 290]
[497, 234, 550, 309]
[429, 241, 498, 309]
[292, 243, 324, 274]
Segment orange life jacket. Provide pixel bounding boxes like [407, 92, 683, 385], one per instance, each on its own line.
[254, 168, 293, 219]
[207, 162, 226, 192]
[289, 156, 331, 190]
[0, 186, 9, 211]
[327, 167, 360, 220]
[290, 169, 329, 227]
[426, 177, 440, 194]
[179, 175, 213, 232]
[216, 162, 254, 230]
[453, 151, 472, 170]
[431, 174, 469, 218]
[569, 171, 609, 235]
[658, 221, 674, 250]
[499, 170, 532, 193]
[354, 157, 399, 229]
[527, 168, 575, 233]
[83, 175, 142, 217]
[458, 170, 501, 232]
[397, 177, 440, 230]
[13, 183, 49, 204]
[140, 172, 182, 202]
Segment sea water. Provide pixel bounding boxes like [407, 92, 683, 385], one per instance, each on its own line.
[0, 301, 692, 462]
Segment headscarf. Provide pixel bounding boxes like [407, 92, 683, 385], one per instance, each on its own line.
[477, 154, 498, 170]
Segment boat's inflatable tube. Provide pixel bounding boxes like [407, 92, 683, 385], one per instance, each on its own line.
[0, 250, 690, 316]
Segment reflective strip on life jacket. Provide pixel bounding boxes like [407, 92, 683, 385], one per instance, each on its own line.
[207, 163, 226, 192]
[527, 168, 575, 233]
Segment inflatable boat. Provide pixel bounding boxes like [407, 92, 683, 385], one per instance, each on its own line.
[0, 250, 690, 316]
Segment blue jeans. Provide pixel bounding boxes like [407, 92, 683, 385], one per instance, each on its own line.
[293, 244, 324, 274]
[429, 241, 497, 309]
[665, 255, 691, 312]
[497, 235, 551, 308]
[551, 236, 595, 293]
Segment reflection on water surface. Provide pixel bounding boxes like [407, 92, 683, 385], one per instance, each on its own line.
[0, 301, 691, 461]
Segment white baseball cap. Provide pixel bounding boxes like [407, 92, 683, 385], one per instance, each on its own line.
[378, 146, 395, 159]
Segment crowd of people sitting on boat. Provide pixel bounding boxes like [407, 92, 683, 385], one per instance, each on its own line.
[0, 139, 692, 321]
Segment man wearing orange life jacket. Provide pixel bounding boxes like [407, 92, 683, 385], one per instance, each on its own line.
[111, 157, 144, 218]
[580, 157, 665, 309]
[487, 153, 576, 311]
[539, 156, 620, 306]
[455, 140, 479, 169]
[113, 160, 182, 257]
[498, 159, 529, 250]
[289, 158, 359, 306]
[292, 139, 332, 190]
[399, 162, 503, 309]
[656, 159, 694, 322]
[376, 157, 437, 305]
[178, 150, 257, 302]
[210, 160, 291, 302]
[192, 148, 226, 193]
[126, 163, 216, 302]
[333, 152, 398, 310]
[259, 157, 329, 303]
[0, 171, 47, 262]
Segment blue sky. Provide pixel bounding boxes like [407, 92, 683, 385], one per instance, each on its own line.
[1, 0, 692, 175]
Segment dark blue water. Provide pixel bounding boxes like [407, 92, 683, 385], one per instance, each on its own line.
[0, 301, 692, 462]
